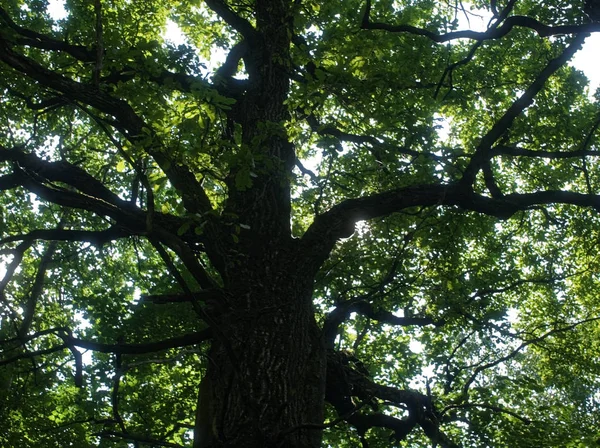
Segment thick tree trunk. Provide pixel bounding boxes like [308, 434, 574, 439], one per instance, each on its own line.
[195, 245, 326, 447]
[191, 2, 321, 445]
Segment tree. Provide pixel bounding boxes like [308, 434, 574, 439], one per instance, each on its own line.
[1, 0, 600, 446]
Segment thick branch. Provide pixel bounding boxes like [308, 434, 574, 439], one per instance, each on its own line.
[0, 146, 136, 209]
[140, 289, 224, 305]
[64, 329, 212, 355]
[326, 350, 460, 447]
[97, 431, 184, 448]
[204, 0, 257, 42]
[0, 172, 21, 190]
[0, 37, 212, 214]
[18, 237, 59, 338]
[461, 316, 600, 395]
[0, 147, 212, 258]
[0, 344, 67, 366]
[442, 402, 531, 424]
[323, 299, 438, 348]
[301, 183, 600, 270]
[491, 144, 600, 159]
[0, 6, 95, 61]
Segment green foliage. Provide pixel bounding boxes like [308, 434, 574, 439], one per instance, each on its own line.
[1, 0, 600, 446]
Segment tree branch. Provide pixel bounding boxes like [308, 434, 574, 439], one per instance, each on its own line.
[491, 144, 600, 159]
[442, 402, 531, 424]
[140, 289, 224, 305]
[96, 430, 184, 448]
[204, 0, 258, 42]
[0, 6, 95, 61]
[361, 1, 600, 41]
[0, 227, 131, 246]
[461, 316, 600, 395]
[0, 146, 138, 211]
[300, 182, 600, 272]
[0, 344, 67, 366]
[460, 33, 588, 188]
[18, 235, 60, 338]
[62, 328, 213, 355]
[325, 350, 460, 447]
[0, 147, 213, 258]
[323, 298, 438, 349]
[0, 38, 213, 215]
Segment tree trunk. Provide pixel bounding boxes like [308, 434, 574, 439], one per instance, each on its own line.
[190, 2, 322, 445]
[195, 243, 326, 447]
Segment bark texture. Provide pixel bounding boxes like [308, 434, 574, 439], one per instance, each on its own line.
[193, 1, 327, 445]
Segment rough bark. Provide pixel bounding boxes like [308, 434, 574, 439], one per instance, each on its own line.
[197, 245, 326, 447]
[192, 2, 327, 445]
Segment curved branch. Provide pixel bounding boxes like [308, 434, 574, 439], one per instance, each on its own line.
[0, 37, 213, 215]
[64, 329, 213, 355]
[491, 144, 600, 159]
[325, 350, 460, 447]
[301, 182, 600, 269]
[442, 402, 531, 424]
[0, 146, 135, 210]
[305, 114, 440, 162]
[461, 316, 600, 395]
[0, 172, 21, 190]
[204, 0, 258, 42]
[18, 236, 60, 338]
[0, 6, 95, 61]
[460, 33, 588, 188]
[361, 0, 600, 41]
[1, 326, 212, 354]
[0, 240, 34, 323]
[97, 431, 184, 448]
[0, 344, 67, 366]
[323, 299, 438, 348]
[0, 146, 209, 251]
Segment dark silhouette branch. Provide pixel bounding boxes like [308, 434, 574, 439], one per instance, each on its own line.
[65, 328, 213, 355]
[140, 289, 225, 305]
[0, 6, 96, 61]
[461, 316, 600, 395]
[0, 345, 68, 366]
[0, 147, 214, 263]
[442, 402, 531, 424]
[0, 240, 34, 324]
[362, 0, 600, 41]
[93, 0, 104, 87]
[460, 33, 588, 188]
[301, 181, 600, 272]
[0, 327, 212, 358]
[0, 172, 22, 190]
[0, 227, 130, 246]
[96, 430, 184, 448]
[18, 237, 60, 338]
[0, 38, 213, 215]
[435, 0, 518, 99]
[325, 350, 460, 447]
[323, 298, 438, 348]
[204, 0, 258, 42]
[0, 146, 132, 208]
[491, 145, 600, 159]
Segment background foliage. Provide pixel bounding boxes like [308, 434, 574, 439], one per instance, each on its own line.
[1, 0, 600, 446]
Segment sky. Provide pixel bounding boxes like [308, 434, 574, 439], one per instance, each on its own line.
[572, 33, 600, 95]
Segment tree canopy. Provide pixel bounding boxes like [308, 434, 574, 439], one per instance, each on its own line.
[1, 0, 600, 446]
